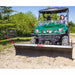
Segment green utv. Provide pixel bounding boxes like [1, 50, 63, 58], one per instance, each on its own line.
[31, 7, 69, 45]
[14, 7, 73, 57]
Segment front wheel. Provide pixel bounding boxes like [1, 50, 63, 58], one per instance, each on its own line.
[31, 37, 38, 44]
[62, 36, 69, 46]
[30, 37, 36, 44]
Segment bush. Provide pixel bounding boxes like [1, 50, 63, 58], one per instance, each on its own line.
[9, 12, 37, 36]
[69, 21, 75, 33]
[0, 23, 16, 30]
[0, 23, 16, 39]
[0, 11, 37, 39]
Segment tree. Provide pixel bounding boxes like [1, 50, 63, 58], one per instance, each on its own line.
[1, 6, 14, 20]
[9, 12, 37, 36]
[69, 21, 75, 27]
[47, 6, 50, 9]
[0, 13, 1, 19]
[0, 6, 4, 19]
[6, 6, 14, 20]
[69, 21, 75, 33]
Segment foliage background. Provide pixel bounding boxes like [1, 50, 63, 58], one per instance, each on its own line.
[0, 6, 75, 40]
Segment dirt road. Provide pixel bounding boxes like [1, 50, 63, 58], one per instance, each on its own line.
[0, 36, 75, 69]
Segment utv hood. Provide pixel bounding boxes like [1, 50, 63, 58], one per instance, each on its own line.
[34, 23, 67, 34]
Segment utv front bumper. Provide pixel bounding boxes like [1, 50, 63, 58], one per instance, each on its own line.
[31, 33, 66, 36]
[31, 33, 67, 45]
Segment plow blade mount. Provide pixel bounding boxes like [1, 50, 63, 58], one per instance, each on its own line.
[14, 43, 73, 57]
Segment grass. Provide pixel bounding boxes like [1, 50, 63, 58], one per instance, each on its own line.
[0, 44, 12, 51]
[0, 34, 75, 52]
[0, 37, 32, 45]
[0, 37, 32, 51]
[70, 34, 75, 37]
[71, 35, 75, 37]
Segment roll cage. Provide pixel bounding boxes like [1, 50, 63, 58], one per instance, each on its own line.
[38, 7, 69, 25]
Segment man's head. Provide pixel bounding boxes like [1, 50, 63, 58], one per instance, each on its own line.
[60, 15, 64, 20]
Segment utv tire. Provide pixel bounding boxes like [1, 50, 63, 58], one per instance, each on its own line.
[62, 36, 69, 46]
[31, 37, 36, 44]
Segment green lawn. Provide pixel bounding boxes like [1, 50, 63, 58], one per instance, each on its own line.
[0, 37, 32, 51]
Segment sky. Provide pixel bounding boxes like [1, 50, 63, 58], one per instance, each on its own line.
[12, 6, 75, 23]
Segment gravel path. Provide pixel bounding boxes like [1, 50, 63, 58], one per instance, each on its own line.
[0, 36, 75, 69]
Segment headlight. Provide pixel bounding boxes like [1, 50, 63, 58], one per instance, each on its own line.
[35, 29, 39, 33]
[57, 28, 63, 32]
[46, 29, 50, 33]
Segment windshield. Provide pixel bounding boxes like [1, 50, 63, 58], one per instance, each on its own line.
[37, 20, 67, 25]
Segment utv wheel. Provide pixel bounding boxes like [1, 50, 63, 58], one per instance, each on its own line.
[31, 37, 36, 44]
[31, 37, 38, 44]
[62, 36, 69, 46]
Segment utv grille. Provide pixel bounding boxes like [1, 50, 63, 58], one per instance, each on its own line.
[46, 29, 49, 33]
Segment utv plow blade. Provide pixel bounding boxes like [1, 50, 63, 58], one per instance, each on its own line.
[14, 43, 73, 55]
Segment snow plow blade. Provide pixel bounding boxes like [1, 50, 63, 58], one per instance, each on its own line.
[14, 43, 73, 56]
